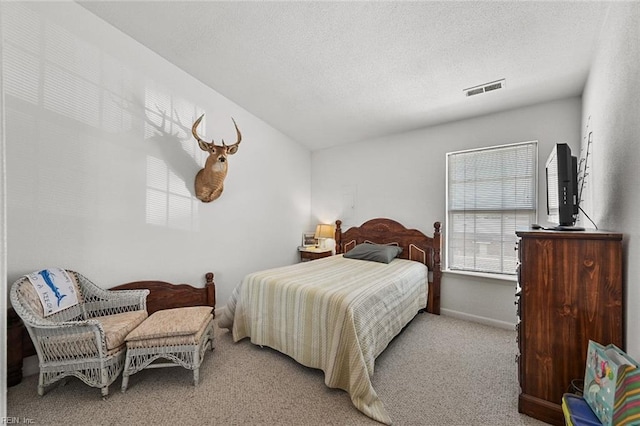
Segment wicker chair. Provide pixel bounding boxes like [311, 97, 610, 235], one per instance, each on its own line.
[10, 270, 149, 397]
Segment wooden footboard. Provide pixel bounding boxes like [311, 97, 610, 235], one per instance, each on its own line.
[111, 272, 216, 316]
[334, 218, 442, 315]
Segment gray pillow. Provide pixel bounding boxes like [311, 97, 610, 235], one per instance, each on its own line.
[343, 243, 403, 264]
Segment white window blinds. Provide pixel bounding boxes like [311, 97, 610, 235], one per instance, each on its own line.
[446, 141, 537, 275]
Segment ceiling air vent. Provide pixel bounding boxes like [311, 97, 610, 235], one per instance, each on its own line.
[464, 79, 506, 97]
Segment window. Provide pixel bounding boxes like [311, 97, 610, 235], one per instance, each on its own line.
[446, 141, 537, 276]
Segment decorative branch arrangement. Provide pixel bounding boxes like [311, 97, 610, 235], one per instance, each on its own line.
[578, 116, 593, 206]
[578, 116, 597, 229]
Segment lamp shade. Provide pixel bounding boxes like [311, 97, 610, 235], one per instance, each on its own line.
[314, 224, 334, 240]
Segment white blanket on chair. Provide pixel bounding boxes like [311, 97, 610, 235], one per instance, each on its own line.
[26, 268, 79, 316]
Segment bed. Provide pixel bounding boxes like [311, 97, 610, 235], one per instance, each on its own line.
[218, 218, 442, 424]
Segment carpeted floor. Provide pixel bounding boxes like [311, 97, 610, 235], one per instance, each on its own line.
[7, 314, 548, 425]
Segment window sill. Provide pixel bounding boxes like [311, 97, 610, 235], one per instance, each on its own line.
[444, 269, 517, 283]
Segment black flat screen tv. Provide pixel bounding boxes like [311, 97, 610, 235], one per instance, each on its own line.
[545, 143, 583, 230]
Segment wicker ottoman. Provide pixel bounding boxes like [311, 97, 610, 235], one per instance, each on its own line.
[121, 306, 214, 392]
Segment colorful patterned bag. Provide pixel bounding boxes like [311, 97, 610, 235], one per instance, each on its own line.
[583, 340, 640, 426]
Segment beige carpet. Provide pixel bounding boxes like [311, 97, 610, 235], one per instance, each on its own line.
[7, 314, 548, 425]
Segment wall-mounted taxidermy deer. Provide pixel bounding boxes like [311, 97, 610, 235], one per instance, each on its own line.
[191, 114, 242, 202]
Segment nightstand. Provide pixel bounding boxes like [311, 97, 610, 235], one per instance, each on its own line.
[298, 246, 332, 262]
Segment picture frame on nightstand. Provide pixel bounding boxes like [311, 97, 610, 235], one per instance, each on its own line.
[302, 232, 317, 247]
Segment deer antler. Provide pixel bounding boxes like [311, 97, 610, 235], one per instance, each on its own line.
[192, 114, 241, 153]
[223, 118, 242, 154]
[192, 114, 209, 150]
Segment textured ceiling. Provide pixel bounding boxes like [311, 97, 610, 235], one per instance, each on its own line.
[78, 1, 611, 150]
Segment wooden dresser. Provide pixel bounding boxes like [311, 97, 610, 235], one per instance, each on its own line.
[515, 229, 624, 425]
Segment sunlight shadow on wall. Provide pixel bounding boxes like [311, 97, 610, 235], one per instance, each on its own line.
[146, 155, 199, 231]
[142, 87, 205, 231]
[3, 2, 204, 232]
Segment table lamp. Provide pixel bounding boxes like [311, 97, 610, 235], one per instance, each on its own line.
[314, 224, 334, 249]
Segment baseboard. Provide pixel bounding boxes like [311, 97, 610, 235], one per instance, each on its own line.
[440, 308, 516, 330]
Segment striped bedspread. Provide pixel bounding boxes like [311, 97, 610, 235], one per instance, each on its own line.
[218, 254, 428, 424]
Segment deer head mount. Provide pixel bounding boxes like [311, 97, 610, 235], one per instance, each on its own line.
[191, 114, 242, 203]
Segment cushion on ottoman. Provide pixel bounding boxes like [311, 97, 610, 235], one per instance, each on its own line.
[121, 306, 215, 392]
[126, 313, 213, 349]
[97, 310, 148, 350]
[125, 306, 213, 342]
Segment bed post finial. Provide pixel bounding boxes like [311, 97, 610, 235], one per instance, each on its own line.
[335, 220, 342, 254]
[204, 272, 216, 315]
[431, 222, 442, 315]
[433, 222, 442, 266]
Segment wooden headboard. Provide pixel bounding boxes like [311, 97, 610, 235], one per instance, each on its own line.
[111, 272, 216, 316]
[335, 218, 442, 315]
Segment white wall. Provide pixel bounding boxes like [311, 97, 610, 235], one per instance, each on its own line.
[2, 3, 311, 308]
[581, 3, 640, 359]
[312, 97, 582, 328]
[0, 1, 7, 415]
